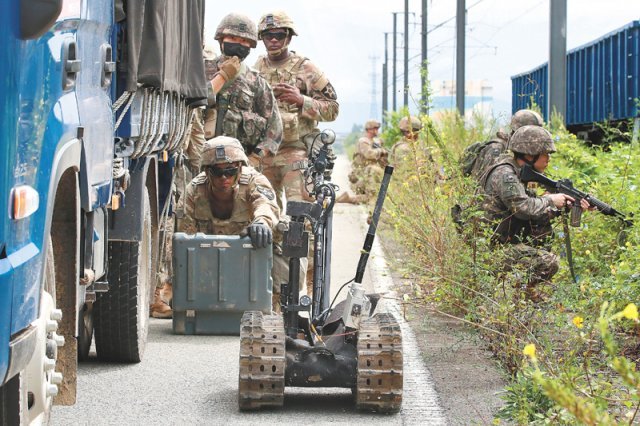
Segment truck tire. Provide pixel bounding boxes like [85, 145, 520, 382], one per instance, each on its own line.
[94, 188, 153, 362]
[0, 239, 62, 424]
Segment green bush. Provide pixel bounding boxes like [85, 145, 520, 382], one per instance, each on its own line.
[383, 110, 640, 423]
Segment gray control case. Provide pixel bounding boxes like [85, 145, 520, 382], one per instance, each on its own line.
[172, 233, 273, 335]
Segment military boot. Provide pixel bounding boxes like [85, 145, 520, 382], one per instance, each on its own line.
[151, 286, 172, 319]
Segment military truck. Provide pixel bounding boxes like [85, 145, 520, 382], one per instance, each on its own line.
[0, 0, 206, 423]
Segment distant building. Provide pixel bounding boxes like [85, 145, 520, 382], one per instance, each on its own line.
[430, 80, 493, 121]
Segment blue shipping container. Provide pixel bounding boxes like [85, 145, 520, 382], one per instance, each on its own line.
[512, 20, 640, 126]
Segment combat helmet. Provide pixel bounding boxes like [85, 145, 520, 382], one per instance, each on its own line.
[258, 11, 298, 38]
[398, 116, 422, 132]
[364, 119, 381, 130]
[509, 125, 556, 156]
[215, 13, 258, 48]
[510, 109, 544, 133]
[200, 136, 249, 167]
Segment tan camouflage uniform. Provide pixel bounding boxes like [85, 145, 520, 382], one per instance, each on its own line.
[205, 57, 282, 158]
[480, 154, 559, 292]
[178, 166, 301, 311]
[390, 136, 413, 167]
[179, 168, 278, 235]
[255, 52, 339, 207]
[352, 133, 387, 198]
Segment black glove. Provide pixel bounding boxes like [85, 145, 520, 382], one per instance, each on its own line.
[247, 222, 272, 248]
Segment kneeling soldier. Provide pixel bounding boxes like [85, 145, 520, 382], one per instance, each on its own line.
[177, 136, 295, 312]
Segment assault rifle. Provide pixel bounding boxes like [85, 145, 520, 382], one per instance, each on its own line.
[520, 164, 633, 228]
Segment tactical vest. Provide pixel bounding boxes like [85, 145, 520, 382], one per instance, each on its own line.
[480, 158, 552, 246]
[357, 137, 384, 167]
[190, 171, 255, 235]
[213, 64, 267, 154]
[255, 52, 315, 149]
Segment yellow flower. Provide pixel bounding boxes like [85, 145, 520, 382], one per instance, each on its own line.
[523, 343, 537, 361]
[622, 303, 638, 320]
[625, 241, 632, 248]
[585, 249, 591, 255]
[572, 316, 584, 328]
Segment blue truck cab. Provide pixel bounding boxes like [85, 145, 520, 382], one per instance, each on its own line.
[0, 1, 206, 422]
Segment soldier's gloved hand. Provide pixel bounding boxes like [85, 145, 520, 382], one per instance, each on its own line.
[218, 56, 241, 82]
[246, 221, 272, 248]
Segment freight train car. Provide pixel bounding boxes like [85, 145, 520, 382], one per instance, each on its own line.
[511, 20, 639, 142]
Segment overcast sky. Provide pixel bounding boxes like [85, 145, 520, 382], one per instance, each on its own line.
[204, 0, 638, 132]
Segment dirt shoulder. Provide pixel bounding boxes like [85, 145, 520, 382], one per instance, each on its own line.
[379, 230, 509, 425]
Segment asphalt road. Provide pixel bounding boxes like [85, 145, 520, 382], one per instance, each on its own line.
[50, 155, 445, 425]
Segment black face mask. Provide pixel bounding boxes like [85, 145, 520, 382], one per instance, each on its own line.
[222, 42, 250, 61]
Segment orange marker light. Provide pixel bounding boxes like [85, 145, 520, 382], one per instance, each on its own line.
[11, 185, 40, 220]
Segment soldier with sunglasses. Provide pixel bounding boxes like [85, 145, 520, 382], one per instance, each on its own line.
[177, 136, 305, 312]
[254, 11, 339, 208]
[254, 11, 339, 294]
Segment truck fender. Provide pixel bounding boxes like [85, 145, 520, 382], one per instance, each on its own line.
[109, 156, 159, 242]
[44, 136, 82, 405]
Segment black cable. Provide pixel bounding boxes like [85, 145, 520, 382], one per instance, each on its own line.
[313, 277, 355, 325]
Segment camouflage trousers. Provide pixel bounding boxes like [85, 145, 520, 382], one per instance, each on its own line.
[261, 146, 313, 210]
[352, 163, 384, 199]
[501, 243, 559, 288]
[261, 146, 316, 293]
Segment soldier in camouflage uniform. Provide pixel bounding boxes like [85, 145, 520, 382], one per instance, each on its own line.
[254, 11, 339, 292]
[254, 10, 339, 208]
[390, 115, 422, 166]
[177, 136, 304, 313]
[480, 125, 590, 301]
[345, 119, 387, 202]
[470, 109, 544, 181]
[205, 13, 282, 167]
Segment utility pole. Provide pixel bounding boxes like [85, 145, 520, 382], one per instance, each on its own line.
[369, 55, 379, 120]
[403, 0, 409, 108]
[421, 0, 428, 113]
[456, 0, 466, 117]
[382, 32, 389, 126]
[549, 0, 567, 123]
[392, 12, 398, 111]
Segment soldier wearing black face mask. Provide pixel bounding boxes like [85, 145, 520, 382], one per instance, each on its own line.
[201, 13, 283, 172]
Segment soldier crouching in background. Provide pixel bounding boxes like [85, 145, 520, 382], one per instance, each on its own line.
[478, 125, 591, 301]
[340, 119, 388, 204]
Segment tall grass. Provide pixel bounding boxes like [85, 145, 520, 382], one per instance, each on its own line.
[382, 109, 640, 423]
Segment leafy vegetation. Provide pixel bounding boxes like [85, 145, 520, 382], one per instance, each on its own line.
[379, 108, 640, 424]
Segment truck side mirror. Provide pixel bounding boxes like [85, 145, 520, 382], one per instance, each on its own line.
[20, 0, 63, 40]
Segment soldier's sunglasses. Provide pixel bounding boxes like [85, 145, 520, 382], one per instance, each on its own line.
[206, 166, 239, 178]
[262, 31, 288, 41]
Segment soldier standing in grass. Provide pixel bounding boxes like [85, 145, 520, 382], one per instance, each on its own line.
[479, 125, 591, 301]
